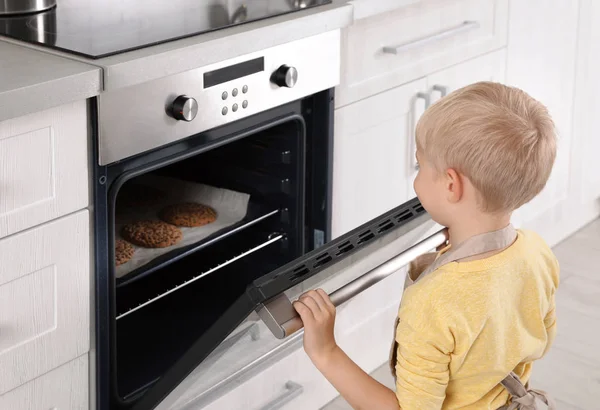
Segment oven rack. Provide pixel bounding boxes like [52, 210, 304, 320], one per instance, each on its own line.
[116, 206, 281, 287]
[116, 234, 284, 320]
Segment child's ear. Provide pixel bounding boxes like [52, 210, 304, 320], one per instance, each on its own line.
[445, 168, 463, 203]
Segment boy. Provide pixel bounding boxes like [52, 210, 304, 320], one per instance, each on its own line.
[293, 82, 559, 410]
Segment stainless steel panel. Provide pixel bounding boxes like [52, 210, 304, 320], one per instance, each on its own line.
[98, 30, 340, 165]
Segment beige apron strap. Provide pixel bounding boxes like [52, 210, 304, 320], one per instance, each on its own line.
[414, 224, 517, 285]
[402, 252, 438, 290]
[499, 372, 556, 410]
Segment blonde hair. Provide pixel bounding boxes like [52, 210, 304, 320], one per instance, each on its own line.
[416, 81, 557, 213]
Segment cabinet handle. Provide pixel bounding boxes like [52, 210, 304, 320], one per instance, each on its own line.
[433, 84, 449, 98]
[383, 21, 481, 55]
[259, 381, 304, 410]
[416, 91, 431, 108]
[257, 229, 449, 339]
[412, 92, 430, 170]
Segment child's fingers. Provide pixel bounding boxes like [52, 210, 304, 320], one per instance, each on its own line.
[316, 289, 335, 312]
[310, 289, 332, 314]
[299, 293, 323, 315]
[293, 301, 314, 323]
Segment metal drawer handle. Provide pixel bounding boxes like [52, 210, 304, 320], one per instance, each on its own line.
[412, 92, 431, 171]
[383, 21, 481, 55]
[259, 381, 304, 410]
[257, 229, 449, 339]
[433, 84, 449, 98]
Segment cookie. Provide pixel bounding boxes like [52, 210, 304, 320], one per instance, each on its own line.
[159, 202, 217, 227]
[121, 220, 183, 248]
[115, 239, 135, 266]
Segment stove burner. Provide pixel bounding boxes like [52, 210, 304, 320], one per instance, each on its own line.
[0, 0, 333, 59]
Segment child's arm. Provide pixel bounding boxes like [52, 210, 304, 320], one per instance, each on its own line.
[293, 289, 401, 410]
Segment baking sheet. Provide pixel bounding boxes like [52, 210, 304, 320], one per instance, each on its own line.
[115, 175, 250, 279]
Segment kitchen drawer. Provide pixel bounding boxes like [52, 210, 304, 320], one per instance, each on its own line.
[337, 0, 508, 107]
[0, 211, 90, 394]
[0, 100, 89, 239]
[0, 355, 88, 410]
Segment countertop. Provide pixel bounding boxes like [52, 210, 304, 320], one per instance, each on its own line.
[0, 41, 101, 122]
[0, 0, 418, 122]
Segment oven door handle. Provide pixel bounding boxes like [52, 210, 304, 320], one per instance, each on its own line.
[256, 229, 449, 339]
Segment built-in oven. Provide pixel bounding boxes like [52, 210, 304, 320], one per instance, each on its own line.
[93, 30, 444, 410]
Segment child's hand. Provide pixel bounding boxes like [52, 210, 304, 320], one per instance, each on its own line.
[293, 289, 338, 365]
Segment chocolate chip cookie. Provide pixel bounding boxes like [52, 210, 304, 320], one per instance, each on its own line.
[115, 239, 135, 266]
[159, 202, 217, 227]
[121, 220, 183, 248]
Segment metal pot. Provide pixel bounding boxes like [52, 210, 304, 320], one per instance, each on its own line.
[0, 0, 56, 15]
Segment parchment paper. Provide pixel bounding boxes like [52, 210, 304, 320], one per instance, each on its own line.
[115, 175, 250, 279]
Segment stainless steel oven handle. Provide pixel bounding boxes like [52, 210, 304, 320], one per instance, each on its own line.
[257, 229, 449, 339]
[383, 21, 481, 55]
[259, 381, 304, 410]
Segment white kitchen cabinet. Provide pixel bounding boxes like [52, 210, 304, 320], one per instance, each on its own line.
[573, 0, 600, 204]
[333, 50, 506, 238]
[0, 211, 90, 395]
[405, 49, 508, 198]
[337, 0, 508, 107]
[0, 100, 90, 239]
[332, 78, 428, 238]
[502, 0, 583, 244]
[0, 355, 88, 410]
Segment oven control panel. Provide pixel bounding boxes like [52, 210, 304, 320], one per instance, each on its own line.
[98, 30, 340, 165]
[215, 81, 251, 118]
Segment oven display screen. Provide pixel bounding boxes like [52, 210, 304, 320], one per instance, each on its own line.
[204, 57, 265, 88]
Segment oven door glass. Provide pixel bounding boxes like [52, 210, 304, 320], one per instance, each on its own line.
[129, 199, 441, 410]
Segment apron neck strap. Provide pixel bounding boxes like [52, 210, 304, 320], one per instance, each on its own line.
[420, 224, 517, 280]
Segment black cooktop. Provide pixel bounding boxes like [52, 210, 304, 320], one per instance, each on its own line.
[0, 0, 332, 59]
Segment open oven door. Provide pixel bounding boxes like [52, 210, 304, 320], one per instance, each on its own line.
[130, 198, 445, 410]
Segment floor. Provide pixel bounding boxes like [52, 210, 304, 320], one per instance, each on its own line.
[323, 219, 600, 410]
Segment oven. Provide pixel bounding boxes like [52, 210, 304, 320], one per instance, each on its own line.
[93, 30, 444, 410]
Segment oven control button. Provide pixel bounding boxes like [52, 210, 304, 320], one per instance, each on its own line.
[171, 95, 198, 122]
[271, 65, 298, 88]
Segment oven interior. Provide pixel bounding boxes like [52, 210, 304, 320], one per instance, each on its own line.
[111, 120, 315, 401]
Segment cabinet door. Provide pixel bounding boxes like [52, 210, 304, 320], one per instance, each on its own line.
[0, 211, 90, 395]
[574, 0, 600, 203]
[0, 355, 88, 410]
[504, 0, 579, 233]
[404, 49, 507, 198]
[0, 101, 89, 239]
[333, 78, 428, 237]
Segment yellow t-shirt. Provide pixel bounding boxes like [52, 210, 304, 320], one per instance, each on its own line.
[394, 230, 559, 410]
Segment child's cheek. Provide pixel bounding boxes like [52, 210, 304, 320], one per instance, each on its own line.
[413, 173, 424, 203]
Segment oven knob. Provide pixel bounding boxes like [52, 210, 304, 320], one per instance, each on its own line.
[171, 95, 198, 122]
[271, 65, 298, 88]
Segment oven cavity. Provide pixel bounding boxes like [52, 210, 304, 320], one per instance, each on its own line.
[111, 120, 306, 400]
